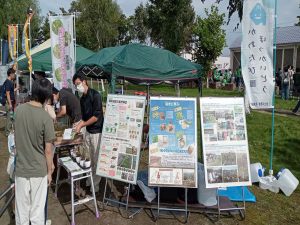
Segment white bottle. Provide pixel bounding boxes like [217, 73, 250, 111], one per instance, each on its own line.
[197, 163, 217, 206]
[277, 169, 299, 197]
[250, 163, 264, 183]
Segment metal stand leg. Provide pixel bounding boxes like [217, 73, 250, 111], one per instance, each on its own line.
[102, 178, 142, 219]
[154, 187, 189, 223]
[123, 183, 142, 219]
[184, 188, 189, 223]
[157, 187, 160, 220]
[217, 186, 246, 221]
[217, 188, 221, 220]
[71, 176, 75, 225]
[90, 172, 100, 219]
[55, 164, 61, 198]
[102, 178, 108, 208]
[125, 184, 130, 212]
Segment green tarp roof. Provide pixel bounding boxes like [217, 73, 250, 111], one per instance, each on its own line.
[18, 44, 94, 72]
[76, 44, 202, 83]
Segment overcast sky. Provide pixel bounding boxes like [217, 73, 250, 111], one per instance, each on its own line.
[39, 0, 300, 53]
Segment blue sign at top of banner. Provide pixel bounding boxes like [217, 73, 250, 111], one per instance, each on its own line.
[250, 3, 266, 25]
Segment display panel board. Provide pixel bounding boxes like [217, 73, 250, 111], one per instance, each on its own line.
[200, 97, 251, 188]
[148, 97, 198, 188]
[96, 94, 146, 184]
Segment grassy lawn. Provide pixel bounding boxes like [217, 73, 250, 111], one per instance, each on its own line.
[274, 97, 299, 111]
[93, 79, 299, 111]
[247, 111, 300, 178]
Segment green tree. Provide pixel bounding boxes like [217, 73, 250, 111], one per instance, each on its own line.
[0, 0, 41, 46]
[117, 14, 132, 45]
[193, 6, 226, 75]
[38, 11, 55, 42]
[132, 4, 149, 43]
[69, 0, 123, 50]
[146, 0, 195, 54]
[201, 0, 242, 24]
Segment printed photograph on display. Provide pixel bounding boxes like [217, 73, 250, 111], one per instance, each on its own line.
[96, 95, 146, 184]
[148, 97, 198, 188]
[200, 97, 251, 188]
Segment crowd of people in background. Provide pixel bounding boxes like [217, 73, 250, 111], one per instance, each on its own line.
[211, 66, 243, 89]
[210, 65, 299, 113]
[275, 65, 295, 100]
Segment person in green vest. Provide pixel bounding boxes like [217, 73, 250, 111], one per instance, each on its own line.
[226, 69, 231, 83]
[213, 68, 220, 82]
[222, 70, 228, 86]
[235, 66, 242, 89]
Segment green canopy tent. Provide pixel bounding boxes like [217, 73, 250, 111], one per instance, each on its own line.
[76, 44, 202, 93]
[18, 44, 94, 72]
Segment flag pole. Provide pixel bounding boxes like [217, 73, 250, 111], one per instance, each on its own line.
[16, 25, 19, 96]
[28, 11, 32, 95]
[269, 0, 278, 175]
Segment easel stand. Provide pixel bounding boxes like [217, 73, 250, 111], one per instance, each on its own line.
[216, 186, 246, 221]
[55, 157, 100, 225]
[151, 187, 189, 223]
[102, 178, 142, 219]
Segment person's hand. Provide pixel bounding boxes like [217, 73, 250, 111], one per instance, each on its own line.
[9, 104, 13, 111]
[74, 120, 84, 134]
[14, 85, 19, 92]
[47, 173, 52, 186]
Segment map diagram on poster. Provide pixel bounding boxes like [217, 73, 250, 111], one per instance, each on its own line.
[200, 97, 251, 188]
[148, 97, 198, 188]
[96, 94, 146, 184]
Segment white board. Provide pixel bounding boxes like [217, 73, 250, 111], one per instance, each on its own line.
[96, 94, 146, 184]
[148, 97, 198, 188]
[200, 97, 251, 188]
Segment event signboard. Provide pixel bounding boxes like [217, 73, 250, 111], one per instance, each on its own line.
[96, 94, 146, 184]
[200, 97, 251, 188]
[148, 97, 198, 188]
[49, 15, 75, 90]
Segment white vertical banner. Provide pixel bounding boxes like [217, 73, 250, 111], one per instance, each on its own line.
[241, 0, 275, 109]
[49, 15, 75, 89]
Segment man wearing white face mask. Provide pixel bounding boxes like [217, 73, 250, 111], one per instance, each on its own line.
[52, 87, 82, 124]
[72, 74, 104, 193]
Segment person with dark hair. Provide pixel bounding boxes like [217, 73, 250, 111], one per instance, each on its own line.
[1, 68, 18, 136]
[52, 87, 81, 124]
[73, 74, 103, 193]
[14, 78, 55, 225]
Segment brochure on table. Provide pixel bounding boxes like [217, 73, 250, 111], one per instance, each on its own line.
[148, 97, 198, 188]
[200, 97, 251, 188]
[96, 94, 146, 184]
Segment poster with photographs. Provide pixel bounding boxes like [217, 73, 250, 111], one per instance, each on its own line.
[149, 97, 198, 188]
[200, 97, 251, 188]
[96, 95, 146, 184]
